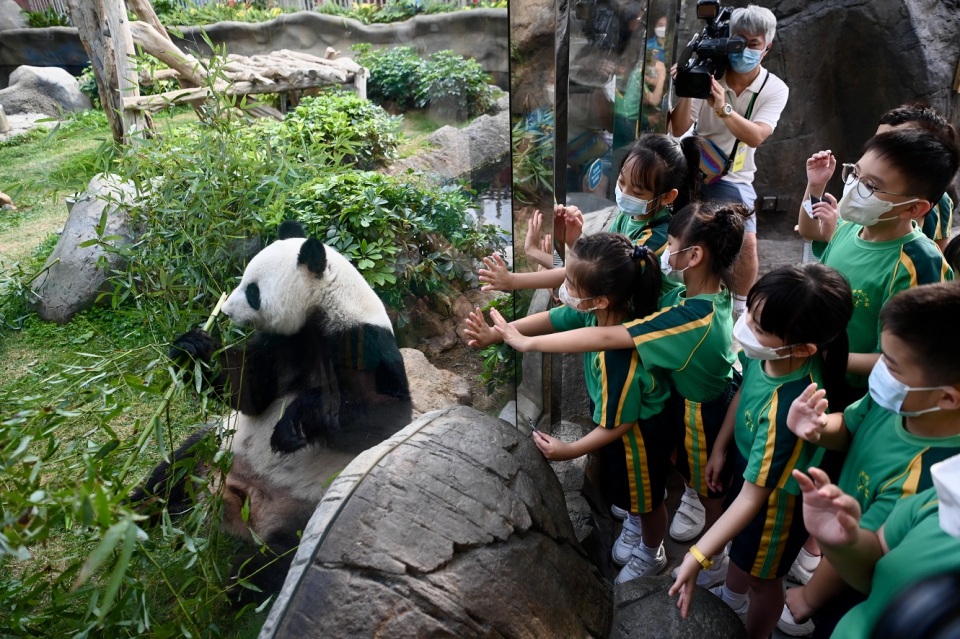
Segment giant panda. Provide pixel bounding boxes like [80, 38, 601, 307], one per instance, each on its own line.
[132, 220, 412, 601]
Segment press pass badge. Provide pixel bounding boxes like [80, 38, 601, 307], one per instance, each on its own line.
[731, 142, 748, 173]
[586, 158, 604, 192]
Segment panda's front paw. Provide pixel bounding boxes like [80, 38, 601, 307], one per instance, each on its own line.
[169, 329, 217, 366]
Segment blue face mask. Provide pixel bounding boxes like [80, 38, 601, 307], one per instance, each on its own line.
[728, 46, 764, 73]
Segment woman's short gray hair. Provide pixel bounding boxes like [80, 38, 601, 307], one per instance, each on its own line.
[730, 5, 777, 43]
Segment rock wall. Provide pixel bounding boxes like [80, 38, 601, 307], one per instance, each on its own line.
[0, 10, 508, 88]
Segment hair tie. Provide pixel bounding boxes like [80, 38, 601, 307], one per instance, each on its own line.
[633, 244, 649, 260]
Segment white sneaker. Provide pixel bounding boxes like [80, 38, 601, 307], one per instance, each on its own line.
[709, 584, 749, 624]
[615, 543, 667, 584]
[788, 548, 821, 585]
[610, 504, 629, 520]
[671, 552, 729, 588]
[669, 491, 706, 542]
[777, 603, 815, 636]
[611, 515, 643, 566]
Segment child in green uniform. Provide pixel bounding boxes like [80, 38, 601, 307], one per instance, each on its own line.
[477, 133, 701, 297]
[793, 455, 960, 639]
[795, 128, 957, 392]
[797, 103, 957, 261]
[486, 200, 750, 583]
[669, 263, 853, 639]
[465, 232, 669, 583]
[778, 282, 960, 636]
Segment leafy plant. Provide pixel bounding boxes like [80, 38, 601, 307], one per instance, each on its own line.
[353, 45, 493, 121]
[281, 171, 504, 319]
[475, 291, 529, 394]
[351, 43, 423, 110]
[511, 110, 555, 204]
[415, 49, 494, 120]
[269, 89, 402, 169]
[153, 0, 286, 26]
[23, 6, 70, 27]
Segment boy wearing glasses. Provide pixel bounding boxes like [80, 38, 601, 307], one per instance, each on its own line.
[798, 128, 957, 393]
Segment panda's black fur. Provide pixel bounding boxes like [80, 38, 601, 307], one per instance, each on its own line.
[132, 221, 412, 603]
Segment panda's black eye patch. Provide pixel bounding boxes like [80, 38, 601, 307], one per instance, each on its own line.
[245, 283, 261, 311]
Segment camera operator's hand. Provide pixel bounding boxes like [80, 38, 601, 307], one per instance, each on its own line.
[805, 150, 836, 195]
[670, 63, 679, 80]
[707, 77, 726, 111]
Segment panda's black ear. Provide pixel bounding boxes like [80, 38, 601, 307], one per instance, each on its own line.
[298, 238, 327, 277]
[278, 220, 307, 240]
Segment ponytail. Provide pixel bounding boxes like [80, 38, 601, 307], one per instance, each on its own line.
[676, 135, 703, 210]
[630, 244, 663, 319]
[667, 201, 749, 288]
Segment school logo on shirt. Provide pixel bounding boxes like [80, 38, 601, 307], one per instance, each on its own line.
[852, 289, 871, 309]
[856, 470, 871, 500]
[743, 409, 755, 433]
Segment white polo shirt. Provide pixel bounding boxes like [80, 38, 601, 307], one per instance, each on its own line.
[688, 68, 789, 186]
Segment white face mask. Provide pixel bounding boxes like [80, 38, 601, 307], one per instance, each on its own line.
[733, 314, 799, 361]
[654, 26, 667, 38]
[659, 246, 693, 284]
[837, 178, 919, 227]
[558, 282, 597, 312]
[868, 357, 946, 417]
[931, 453, 960, 539]
[615, 184, 656, 217]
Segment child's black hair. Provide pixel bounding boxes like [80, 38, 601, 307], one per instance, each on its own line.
[620, 133, 703, 212]
[862, 128, 960, 204]
[877, 102, 956, 143]
[667, 201, 749, 289]
[880, 281, 960, 386]
[567, 232, 662, 321]
[746, 264, 854, 410]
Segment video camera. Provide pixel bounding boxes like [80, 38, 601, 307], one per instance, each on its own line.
[674, 0, 746, 99]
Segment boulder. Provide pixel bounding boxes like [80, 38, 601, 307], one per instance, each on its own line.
[30, 173, 135, 324]
[0, 65, 90, 116]
[386, 106, 510, 184]
[400, 348, 471, 416]
[261, 405, 613, 639]
[611, 576, 747, 639]
[0, 0, 26, 32]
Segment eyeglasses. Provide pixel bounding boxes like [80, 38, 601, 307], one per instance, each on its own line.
[841, 163, 913, 199]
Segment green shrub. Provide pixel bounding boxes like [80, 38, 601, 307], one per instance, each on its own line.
[281, 171, 504, 320]
[153, 1, 286, 26]
[351, 44, 423, 110]
[416, 50, 494, 119]
[352, 45, 493, 120]
[270, 89, 402, 169]
[23, 7, 69, 27]
[476, 291, 528, 394]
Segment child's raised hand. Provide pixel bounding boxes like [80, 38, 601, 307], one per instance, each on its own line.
[668, 553, 702, 619]
[478, 254, 513, 292]
[489, 307, 533, 352]
[787, 382, 829, 443]
[531, 430, 569, 460]
[793, 467, 862, 548]
[559, 204, 584, 247]
[805, 150, 836, 190]
[463, 307, 500, 349]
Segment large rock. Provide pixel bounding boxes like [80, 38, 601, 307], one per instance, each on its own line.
[262, 405, 613, 639]
[30, 173, 135, 324]
[611, 575, 747, 639]
[0, 0, 26, 31]
[386, 106, 510, 183]
[0, 64, 90, 116]
[400, 347, 471, 416]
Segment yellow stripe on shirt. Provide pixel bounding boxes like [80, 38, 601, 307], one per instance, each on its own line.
[755, 392, 780, 487]
[614, 353, 640, 426]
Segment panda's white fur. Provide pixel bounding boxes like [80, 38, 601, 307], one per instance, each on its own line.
[222, 237, 391, 335]
[135, 223, 411, 601]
